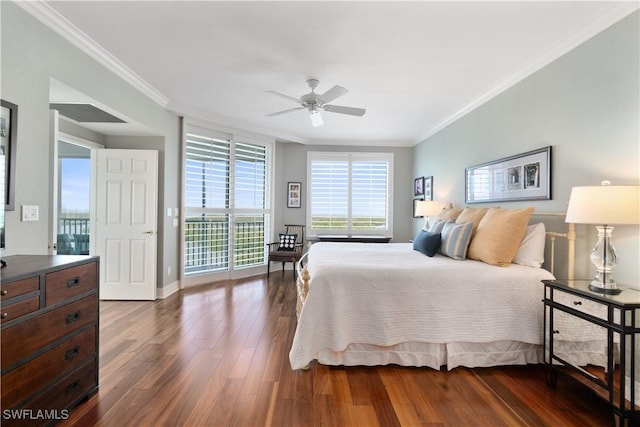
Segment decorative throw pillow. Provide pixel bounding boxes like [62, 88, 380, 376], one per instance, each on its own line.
[413, 230, 441, 257]
[278, 233, 298, 251]
[467, 207, 535, 267]
[438, 207, 463, 221]
[513, 222, 546, 268]
[440, 220, 474, 260]
[455, 207, 489, 235]
[428, 218, 446, 233]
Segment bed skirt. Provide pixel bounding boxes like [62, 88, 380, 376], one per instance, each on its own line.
[312, 340, 543, 370]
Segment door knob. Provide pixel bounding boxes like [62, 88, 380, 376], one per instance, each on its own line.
[144, 230, 154, 235]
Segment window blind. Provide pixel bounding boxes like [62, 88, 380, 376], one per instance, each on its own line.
[308, 152, 393, 237]
[183, 129, 272, 277]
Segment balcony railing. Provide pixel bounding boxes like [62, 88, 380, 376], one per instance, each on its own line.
[184, 216, 266, 276]
[57, 217, 90, 255]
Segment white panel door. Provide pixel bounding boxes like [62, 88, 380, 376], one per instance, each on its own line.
[96, 149, 158, 300]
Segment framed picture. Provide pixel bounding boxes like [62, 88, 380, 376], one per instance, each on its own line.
[287, 182, 301, 208]
[1, 99, 17, 211]
[413, 177, 424, 197]
[465, 146, 551, 203]
[412, 198, 424, 218]
[424, 176, 433, 201]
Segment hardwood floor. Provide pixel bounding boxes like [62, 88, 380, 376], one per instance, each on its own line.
[60, 272, 614, 427]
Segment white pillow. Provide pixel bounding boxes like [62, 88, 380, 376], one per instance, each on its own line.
[513, 223, 546, 268]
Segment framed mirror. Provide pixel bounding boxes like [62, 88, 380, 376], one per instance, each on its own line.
[1, 99, 17, 211]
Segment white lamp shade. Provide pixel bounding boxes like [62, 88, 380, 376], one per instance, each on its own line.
[415, 200, 443, 217]
[565, 185, 640, 225]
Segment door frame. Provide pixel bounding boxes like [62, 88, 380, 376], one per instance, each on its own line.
[49, 110, 104, 254]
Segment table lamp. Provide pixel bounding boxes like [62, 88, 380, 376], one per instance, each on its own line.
[565, 181, 640, 294]
[416, 200, 444, 229]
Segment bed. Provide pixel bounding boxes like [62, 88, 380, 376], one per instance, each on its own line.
[289, 208, 576, 371]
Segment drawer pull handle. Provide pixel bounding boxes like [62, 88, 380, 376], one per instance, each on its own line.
[65, 346, 80, 361]
[553, 330, 560, 334]
[64, 380, 81, 396]
[1, 290, 7, 296]
[67, 277, 81, 288]
[65, 311, 82, 324]
[1, 312, 7, 319]
[573, 301, 582, 306]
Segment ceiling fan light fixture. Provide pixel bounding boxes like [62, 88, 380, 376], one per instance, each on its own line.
[266, 79, 364, 126]
[310, 110, 323, 127]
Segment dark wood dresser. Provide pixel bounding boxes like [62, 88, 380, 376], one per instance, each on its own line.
[1, 255, 99, 426]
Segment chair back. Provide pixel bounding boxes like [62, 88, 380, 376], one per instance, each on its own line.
[284, 224, 305, 247]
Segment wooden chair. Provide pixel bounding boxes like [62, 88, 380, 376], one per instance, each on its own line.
[266, 224, 305, 279]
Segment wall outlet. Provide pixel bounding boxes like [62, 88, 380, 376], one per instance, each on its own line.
[21, 205, 39, 221]
[167, 266, 171, 276]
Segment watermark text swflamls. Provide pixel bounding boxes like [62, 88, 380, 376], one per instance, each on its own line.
[2, 409, 70, 421]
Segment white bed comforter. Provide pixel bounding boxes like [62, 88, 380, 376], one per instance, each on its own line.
[289, 242, 556, 370]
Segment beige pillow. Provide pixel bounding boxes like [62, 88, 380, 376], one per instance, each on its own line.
[455, 207, 489, 235]
[467, 207, 535, 267]
[439, 207, 463, 221]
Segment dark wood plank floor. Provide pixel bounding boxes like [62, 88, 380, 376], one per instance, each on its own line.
[61, 272, 614, 426]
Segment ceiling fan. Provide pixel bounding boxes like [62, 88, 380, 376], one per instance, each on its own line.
[266, 79, 366, 127]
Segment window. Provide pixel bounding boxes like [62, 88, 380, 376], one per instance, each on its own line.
[183, 126, 272, 279]
[307, 152, 393, 237]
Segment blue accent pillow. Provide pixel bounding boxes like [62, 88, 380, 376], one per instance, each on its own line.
[440, 220, 473, 260]
[278, 233, 298, 251]
[412, 230, 441, 257]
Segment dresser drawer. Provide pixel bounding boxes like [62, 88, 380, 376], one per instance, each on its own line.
[1, 276, 39, 301]
[1, 296, 40, 324]
[45, 262, 97, 306]
[2, 358, 98, 427]
[1, 295, 97, 370]
[1, 327, 96, 409]
[553, 288, 607, 321]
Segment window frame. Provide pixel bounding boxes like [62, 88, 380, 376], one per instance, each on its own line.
[181, 120, 274, 286]
[306, 151, 394, 239]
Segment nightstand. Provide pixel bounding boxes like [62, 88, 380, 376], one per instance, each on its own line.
[543, 279, 640, 426]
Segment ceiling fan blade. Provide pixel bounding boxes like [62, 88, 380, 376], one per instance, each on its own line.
[310, 111, 324, 127]
[318, 85, 348, 104]
[266, 90, 300, 103]
[266, 107, 305, 117]
[323, 105, 366, 117]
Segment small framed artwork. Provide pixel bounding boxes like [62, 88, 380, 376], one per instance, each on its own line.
[424, 176, 433, 201]
[287, 182, 301, 208]
[413, 177, 424, 197]
[412, 198, 424, 218]
[465, 146, 551, 203]
[1, 99, 17, 211]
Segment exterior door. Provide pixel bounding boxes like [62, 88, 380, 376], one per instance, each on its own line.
[96, 149, 158, 300]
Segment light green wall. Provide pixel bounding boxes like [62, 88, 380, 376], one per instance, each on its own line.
[413, 11, 639, 286]
[274, 142, 414, 243]
[0, 3, 181, 289]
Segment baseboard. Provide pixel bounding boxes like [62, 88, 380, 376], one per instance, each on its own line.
[157, 280, 180, 299]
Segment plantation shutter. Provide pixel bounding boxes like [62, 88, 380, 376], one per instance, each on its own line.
[183, 128, 272, 278]
[233, 142, 270, 268]
[351, 158, 389, 230]
[184, 132, 231, 275]
[307, 152, 393, 237]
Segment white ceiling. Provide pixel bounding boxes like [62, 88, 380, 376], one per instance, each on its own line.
[31, 1, 639, 145]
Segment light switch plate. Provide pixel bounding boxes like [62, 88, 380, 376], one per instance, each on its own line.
[22, 205, 39, 221]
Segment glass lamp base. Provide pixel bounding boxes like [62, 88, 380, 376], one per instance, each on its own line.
[589, 280, 622, 295]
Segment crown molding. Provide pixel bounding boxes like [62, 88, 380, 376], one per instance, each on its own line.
[416, 2, 640, 145]
[16, 0, 169, 107]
